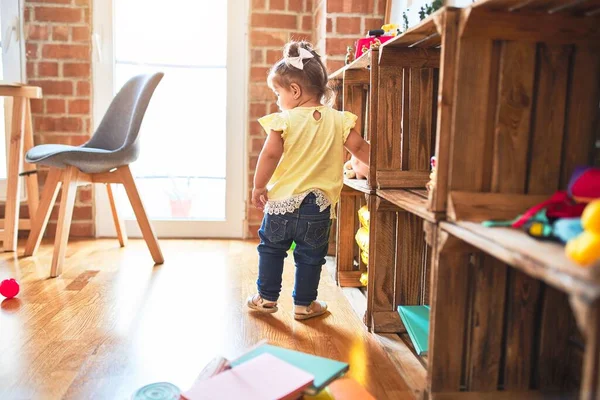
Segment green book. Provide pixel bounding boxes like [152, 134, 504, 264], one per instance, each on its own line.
[398, 305, 430, 356]
[230, 344, 349, 395]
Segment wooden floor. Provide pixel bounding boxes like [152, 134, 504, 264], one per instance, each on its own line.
[0, 239, 412, 399]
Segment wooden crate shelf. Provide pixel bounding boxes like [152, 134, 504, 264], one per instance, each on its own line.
[328, 51, 370, 80]
[377, 189, 441, 223]
[343, 178, 374, 194]
[330, 1, 600, 398]
[441, 221, 600, 300]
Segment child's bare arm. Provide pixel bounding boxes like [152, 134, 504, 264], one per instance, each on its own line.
[252, 130, 284, 209]
[344, 129, 370, 165]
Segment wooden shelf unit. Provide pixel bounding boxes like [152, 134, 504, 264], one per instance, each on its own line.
[426, 0, 600, 399]
[331, 0, 600, 398]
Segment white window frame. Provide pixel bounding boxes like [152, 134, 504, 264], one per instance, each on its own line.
[0, 0, 27, 200]
[92, 0, 248, 238]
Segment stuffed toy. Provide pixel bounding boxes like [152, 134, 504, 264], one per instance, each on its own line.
[343, 156, 369, 180]
[343, 160, 356, 179]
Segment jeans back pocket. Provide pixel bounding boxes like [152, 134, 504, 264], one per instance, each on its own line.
[264, 215, 288, 243]
[304, 219, 331, 249]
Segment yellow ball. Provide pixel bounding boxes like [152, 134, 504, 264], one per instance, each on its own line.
[566, 232, 600, 266]
[582, 200, 600, 233]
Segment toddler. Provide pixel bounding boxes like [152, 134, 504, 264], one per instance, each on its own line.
[248, 41, 370, 320]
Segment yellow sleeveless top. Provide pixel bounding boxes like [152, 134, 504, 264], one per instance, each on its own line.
[258, 106, 358, 218]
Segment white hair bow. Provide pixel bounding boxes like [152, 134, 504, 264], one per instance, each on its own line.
[285, 47, 314, 70]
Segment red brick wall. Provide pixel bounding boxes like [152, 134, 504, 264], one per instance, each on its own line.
[24, 0, 94, 237]
[246, 0, 313, 237]
[323, 0, 386, 72]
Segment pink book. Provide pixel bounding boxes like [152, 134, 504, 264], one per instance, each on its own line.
[182, 353, 314, 400]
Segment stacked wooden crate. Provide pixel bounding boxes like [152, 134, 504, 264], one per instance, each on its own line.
[331, 0, 600, 398]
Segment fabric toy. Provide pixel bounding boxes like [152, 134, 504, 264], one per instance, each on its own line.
[343, 157, 369, 180]
[512, 191, 587, 229]
[566, 200, 600, 266]
[568, 166, 600, 203]
[343, 160, 356, 179]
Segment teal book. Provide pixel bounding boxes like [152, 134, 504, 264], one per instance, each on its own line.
[398, 305, 430, 356]
[230, 344, 349, 395]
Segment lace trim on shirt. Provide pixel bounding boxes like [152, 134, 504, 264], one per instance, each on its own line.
[265, 189, 332, 216]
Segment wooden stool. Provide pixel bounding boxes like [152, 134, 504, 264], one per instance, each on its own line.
[0, 83, 42, 252]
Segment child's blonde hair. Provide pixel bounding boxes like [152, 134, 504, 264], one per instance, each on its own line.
[268, 40, 334, 106]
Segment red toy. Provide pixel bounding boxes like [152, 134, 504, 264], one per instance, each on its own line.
[0, 278, 20, 299]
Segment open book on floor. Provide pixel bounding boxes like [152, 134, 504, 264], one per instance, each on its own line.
[229, 343, 349, 395]
[182, 353, 314, 400]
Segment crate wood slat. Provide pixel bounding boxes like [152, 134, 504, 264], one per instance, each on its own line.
[336, 193, 359, 286]
[430, 8, 460, 213]
[377, 189, 440, 223]
[338, 271, 364, 288]
[528, 44, 571, 194]
[491, 41, 536, 193]
[448, 36, 495, 193]
[428, 231, 472, 392]
[580, 301, 600, 400]
[447, 192, 549, 223]
[372, 311, 405, 333]
[461, 8, 600, 43]
[473, 0, 600, 15]
[376, 170, 431, 189]
[537, 287, 582, 391]
[343, 178, 374, 194]
[368, 49, 379, 186]
[467, 255, 507, 390]
[366, 197, 397, 332]
[376, 66, 403, 173]
[396, 213, 427, 306]
[342, 71, 369, 141]
[366, 197, 396, 331]
[408, 67, 437, 172]
[503, 269, 542, 390]
[376, 334, 428, 399]
[382, 8, 445, 49]
[441, 222, 600, 300]
[328, 51, 370, 80]
[560, 45, 600, 187]
[378, 47, 441, 68]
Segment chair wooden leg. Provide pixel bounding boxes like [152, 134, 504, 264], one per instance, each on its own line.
[24, 168, 62, 257]
[119, 166, 164, 264]
[50, 166, 78, 278]
[23, 101, 39, 218]
[4, 97, 26, 252]
[106, 183, 128, 247]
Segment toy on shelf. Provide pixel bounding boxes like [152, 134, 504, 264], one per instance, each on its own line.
[426, 156, 436, 195]
[566, 200, 600, 266]
[355, 206, 370, 287]
[343, 157, 369, 180]
[0, 278, 20, 299]
[343, 160, 356, 179]
[345, 46, 354, 65]
[483, 167, 600, 252]
[355, 29, 393, 60]
[381, 24, 400, 36]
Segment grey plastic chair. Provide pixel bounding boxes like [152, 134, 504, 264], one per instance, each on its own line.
[24, 73, 165, 277]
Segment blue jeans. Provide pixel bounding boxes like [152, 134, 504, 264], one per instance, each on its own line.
[257, 193, 332, 306]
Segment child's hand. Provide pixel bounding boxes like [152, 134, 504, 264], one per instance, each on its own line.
[252, 187, 268, 210]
